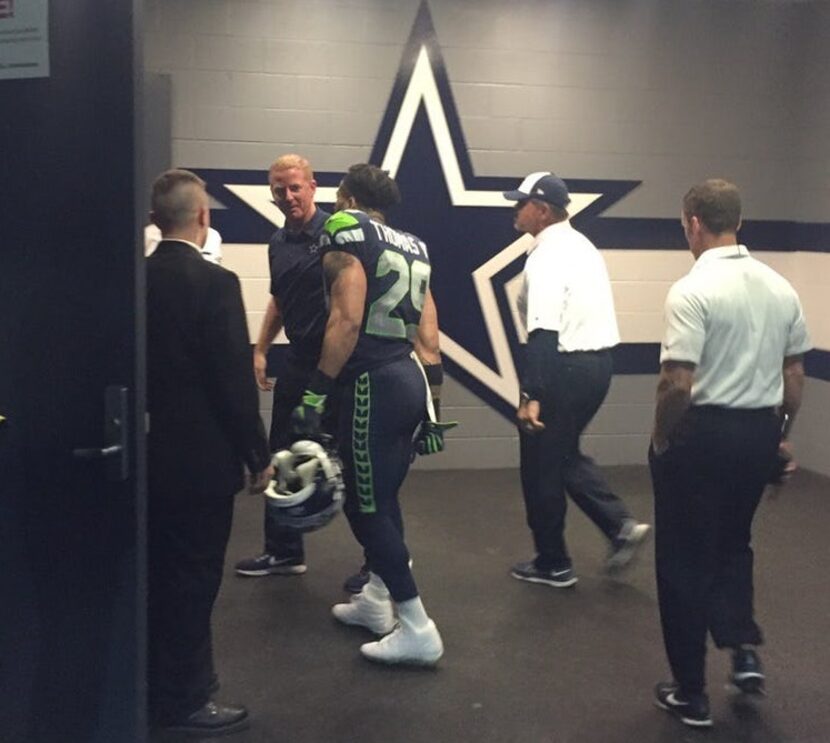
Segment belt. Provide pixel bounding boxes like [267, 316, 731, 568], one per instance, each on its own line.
[690, 405, 776, 416]
[560, 348, 611, 356]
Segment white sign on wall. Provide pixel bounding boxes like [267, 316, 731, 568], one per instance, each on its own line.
[0, 0, 49, 80]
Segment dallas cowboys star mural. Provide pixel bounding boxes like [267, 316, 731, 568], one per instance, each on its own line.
[193, 0, 828, 423]
[194, 2, 643, 420]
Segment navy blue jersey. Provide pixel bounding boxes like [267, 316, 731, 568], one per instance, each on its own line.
[321, 210, 431, 377]
[267, 208, 330, 362]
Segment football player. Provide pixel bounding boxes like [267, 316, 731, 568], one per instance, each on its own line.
[292, 163, 454, 665]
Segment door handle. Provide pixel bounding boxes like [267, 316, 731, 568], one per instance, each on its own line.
[72, 385, 130, 482]
[73, 444, 123, 459]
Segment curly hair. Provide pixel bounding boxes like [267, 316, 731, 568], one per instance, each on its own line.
[340, 164, 401, 211]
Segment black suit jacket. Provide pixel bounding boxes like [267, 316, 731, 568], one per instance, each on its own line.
[146, 240, 269, 499]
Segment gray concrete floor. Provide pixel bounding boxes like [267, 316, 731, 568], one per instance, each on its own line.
[178, 467, 829, 742]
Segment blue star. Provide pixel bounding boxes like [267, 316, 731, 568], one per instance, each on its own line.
[197, 0, 640, 420]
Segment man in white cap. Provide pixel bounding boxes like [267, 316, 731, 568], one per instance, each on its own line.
[503, 172, 650, 588]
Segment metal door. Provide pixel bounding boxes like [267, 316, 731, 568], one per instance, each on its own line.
[0, 1, 146, 741]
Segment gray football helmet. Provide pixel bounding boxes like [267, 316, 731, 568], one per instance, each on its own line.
[264, 439, 344, 532]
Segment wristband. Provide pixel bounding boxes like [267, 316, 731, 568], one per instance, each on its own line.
[423, 363, 443, 387]
[308, 369, 335, 396]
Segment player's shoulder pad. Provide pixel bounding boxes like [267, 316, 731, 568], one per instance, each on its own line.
[323, 210, 368, 247]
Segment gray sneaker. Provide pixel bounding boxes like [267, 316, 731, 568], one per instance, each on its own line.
[654, 682, 712, 727]
[731, 647, 765, 695]
[606, 521, 650, 572]
[510, 560, 577, 588]
[234, 553, 307, 577]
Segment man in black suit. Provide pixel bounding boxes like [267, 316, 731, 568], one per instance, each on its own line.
[146, 169, 273, 737]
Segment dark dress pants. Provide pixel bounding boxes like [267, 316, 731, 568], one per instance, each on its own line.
[519, 350, 630, 569]
[649, 405, 780, 695]
[263, 361, 309, 558]
[148, 487, 235, 723]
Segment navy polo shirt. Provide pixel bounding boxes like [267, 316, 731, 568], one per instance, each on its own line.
[268, 208, 330, 363]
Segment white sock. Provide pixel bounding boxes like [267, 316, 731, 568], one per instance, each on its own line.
[396, 596, 430, 630]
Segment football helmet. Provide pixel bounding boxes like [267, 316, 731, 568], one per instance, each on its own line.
[265, 439, 344, 532]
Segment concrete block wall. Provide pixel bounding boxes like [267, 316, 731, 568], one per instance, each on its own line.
[146, 0, 830, 474]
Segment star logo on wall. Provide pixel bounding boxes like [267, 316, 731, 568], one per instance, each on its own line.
[199, 1, 640, 419]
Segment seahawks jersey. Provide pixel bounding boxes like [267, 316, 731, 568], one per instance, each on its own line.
[321, 209, 431, 377]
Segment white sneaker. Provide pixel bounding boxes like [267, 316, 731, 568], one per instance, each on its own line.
[332, 591, 396, 635]
[360, 619, 443, 666]
[606, 521, 651, 572]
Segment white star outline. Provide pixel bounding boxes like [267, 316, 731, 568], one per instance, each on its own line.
[224, 46, 604, 409]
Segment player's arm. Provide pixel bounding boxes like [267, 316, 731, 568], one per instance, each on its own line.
[290, 211, 368, 438]
[289, 250, 365, 439]
[253, 295, 284, 391]
[411, 288, 457, 454]
[317, 250, 367, 380]
[413, 288, 445, 417]
[652, 360, 696, 453]
[414, 288, 440, 364]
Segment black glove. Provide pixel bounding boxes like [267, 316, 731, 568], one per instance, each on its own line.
[290, 370, 334, 440]
[413, 419, 458, 456]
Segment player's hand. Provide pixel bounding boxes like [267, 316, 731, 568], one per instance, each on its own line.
[248, 464, 274, 494]
[253, 348, 274, 391]
[517, 399, 545, 434]
[413, 420, 458, 456]
[290, 389, 327, 439]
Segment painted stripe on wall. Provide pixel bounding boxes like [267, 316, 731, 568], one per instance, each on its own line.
[263, 344, 829, 383]
[225, 244, 830, 364]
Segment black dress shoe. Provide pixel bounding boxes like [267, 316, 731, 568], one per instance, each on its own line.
[162, 700, 249, 737]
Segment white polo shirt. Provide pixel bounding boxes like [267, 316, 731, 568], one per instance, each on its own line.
[661, 244, 810, 408]
[519, 220, 620, 352]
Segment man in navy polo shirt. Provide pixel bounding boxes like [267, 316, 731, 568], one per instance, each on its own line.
[234, 154, 366, 592]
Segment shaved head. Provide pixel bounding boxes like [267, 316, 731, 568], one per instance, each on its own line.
[151, 169, 208, 234]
